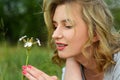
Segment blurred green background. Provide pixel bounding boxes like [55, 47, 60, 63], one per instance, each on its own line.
[0, 0, 120, 80]
[0, 0, 47, 45]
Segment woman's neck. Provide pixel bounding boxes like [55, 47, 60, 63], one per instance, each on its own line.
[74, 52, 99, 73]
[74, 53, 104, 80]
[84, 67, 104, 80]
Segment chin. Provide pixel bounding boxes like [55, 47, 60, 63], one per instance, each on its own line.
[58, 53, 71, 59]
[58, 53, 66, 58]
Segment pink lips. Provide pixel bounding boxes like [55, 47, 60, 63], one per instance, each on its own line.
[56, 42, 68, 51]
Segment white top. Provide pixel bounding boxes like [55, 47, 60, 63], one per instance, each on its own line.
[62, 52, 120, 80]
[104, 51, 120, 80]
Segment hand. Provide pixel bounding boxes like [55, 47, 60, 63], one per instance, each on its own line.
[22, 65, 57, 80]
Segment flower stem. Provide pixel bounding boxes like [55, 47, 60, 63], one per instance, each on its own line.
[21, 75, 24, 80]
[25, 49, 30, 65]
[21, 49, 30, 80]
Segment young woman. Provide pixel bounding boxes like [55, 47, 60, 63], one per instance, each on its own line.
[22, 0, 120, 80]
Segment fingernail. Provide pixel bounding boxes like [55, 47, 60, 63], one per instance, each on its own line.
[27, 65, 32, 69]
[22, 65, 27, 70]
[22, 70, 27, 75]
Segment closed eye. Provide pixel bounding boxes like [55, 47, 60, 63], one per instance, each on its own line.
[65, 26, 73, 29]
[52, 22, 57, 30]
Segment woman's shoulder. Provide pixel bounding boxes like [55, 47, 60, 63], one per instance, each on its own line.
[113, 51, 120, 62]
[104, 51, 120, 80]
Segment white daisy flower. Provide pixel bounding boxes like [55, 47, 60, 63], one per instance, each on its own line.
[19, 35, 27, 41]
[24, 42, 33, 48]
[36, 38, 41, 46]
[19, 36, 41, 49]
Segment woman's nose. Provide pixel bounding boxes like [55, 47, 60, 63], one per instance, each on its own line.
[52, 27, 63, 39]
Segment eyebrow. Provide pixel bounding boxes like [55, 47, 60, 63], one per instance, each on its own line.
[52, 19, 71, 23]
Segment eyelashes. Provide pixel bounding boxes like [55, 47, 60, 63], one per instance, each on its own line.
[52, 25, 73, 30]
[65, 26, 73, 29]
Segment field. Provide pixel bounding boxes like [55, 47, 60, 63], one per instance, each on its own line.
[0, 43, 62, 80]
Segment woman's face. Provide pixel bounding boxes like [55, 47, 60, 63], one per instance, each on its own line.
[52, 3, 89, 58]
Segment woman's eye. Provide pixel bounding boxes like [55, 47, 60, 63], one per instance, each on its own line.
[65, 26, 72, 29]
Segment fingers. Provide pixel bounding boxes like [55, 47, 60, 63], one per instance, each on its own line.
[22, 65, 57, 80]
[23, 70, 36, 80]
[23, 70, 46, 80]
[28, 65, 49, 79]
[51, 76, 58, 80]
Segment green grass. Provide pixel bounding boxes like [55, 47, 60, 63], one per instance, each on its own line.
[0, 43, 62, 80]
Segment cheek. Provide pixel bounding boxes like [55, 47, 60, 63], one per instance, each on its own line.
[72, 37, 85, 50]
[63, 29, 75, 41]
[65, 28, 89, 47]
[71, 29, 89, 50]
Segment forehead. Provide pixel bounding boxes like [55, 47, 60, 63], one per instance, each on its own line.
[53, 2, 82, 22]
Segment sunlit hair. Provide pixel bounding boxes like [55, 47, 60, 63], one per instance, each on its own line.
[43, 0, 120, 72]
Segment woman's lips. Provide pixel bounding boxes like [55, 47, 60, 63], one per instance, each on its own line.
[56, 42, 68, 51]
